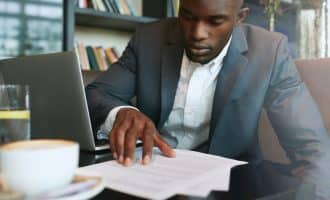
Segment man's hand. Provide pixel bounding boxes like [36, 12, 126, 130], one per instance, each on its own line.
[109, 108, 175, 166]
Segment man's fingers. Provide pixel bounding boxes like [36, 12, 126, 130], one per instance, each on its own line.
[115, 129, 126, 163]
[109, 130, 117, 159]
[108, 109, 173, 166]
[154, 133, 176, 157]
[142, 128, 154, 165]
[124, 129, 137, 166]
[113, 120, 131, 164]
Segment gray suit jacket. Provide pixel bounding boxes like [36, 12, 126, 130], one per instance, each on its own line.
[86, 18, 329, 166]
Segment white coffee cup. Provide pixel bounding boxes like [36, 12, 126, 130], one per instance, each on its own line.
[0, 139, 79, 196]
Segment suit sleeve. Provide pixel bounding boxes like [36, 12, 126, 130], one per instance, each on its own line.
[264, 36, 330, 199]
[85, 31, 139, 131]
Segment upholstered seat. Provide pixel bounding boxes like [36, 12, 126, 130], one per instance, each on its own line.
[259, 58, 330, 163]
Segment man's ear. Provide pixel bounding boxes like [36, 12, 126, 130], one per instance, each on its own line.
[236, 7, 250, 25]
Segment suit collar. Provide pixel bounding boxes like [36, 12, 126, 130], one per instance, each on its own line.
[158, 19, 184, 128]
[208, 25, 249, 151]
[230, 25, 248, 54]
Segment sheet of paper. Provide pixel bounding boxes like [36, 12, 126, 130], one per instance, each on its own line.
[179, 168, 230, 197]
[76, 148, 247, 200]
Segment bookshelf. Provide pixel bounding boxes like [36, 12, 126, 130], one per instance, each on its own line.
[64, 0, 175, 51]
[75, 8, 155, 31]
[63, 0, 176, 85]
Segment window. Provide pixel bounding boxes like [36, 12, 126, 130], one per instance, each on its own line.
[0, 0, 63, 59]
[245, 0, 330, 59]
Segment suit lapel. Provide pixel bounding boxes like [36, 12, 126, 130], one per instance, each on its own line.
[209, 26, 249, 143]
[158, 21, 184, 128]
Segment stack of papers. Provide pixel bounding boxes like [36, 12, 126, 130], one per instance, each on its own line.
[77, 148, 247, 199]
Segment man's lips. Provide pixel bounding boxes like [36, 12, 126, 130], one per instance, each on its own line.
[188, 46, 211, 56]
[188, 44, 211, 56]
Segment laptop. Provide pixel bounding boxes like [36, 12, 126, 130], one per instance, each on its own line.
[0, 51, 109, 151]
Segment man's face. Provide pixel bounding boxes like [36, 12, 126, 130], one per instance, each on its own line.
[179, 0, 244, 64]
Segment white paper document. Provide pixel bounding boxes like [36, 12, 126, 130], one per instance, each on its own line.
[77, 148, 247, 200]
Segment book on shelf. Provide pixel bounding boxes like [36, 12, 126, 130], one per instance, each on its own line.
[74, 44, 82, 68]
[75, 43, 120, 71]
[76, 43, 91, 70]
[104, 47, 119, 64]
[110, 47, 119, 58]
[112, 0, 125, 15]
[173, 0, 180, 17]
[109, 0, 120, 13]
[118, 0, 130, 15]
[95, 0, 107, 12]
[90, 0, 98, 11]
[125, 0, 137, 16]
[76, 0, 137, 16]
[85, 46, 99, 70]
[93, 46, 108, 71]
[103, 0, 114, 13]
[79, 0, 88, 9]
[167, 0, 180, 17]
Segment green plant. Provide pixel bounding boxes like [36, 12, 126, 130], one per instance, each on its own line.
[262, 0, 281, 31]
[264, 0, 281, 16]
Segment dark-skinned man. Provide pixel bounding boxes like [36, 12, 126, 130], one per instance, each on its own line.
[86, 0, 330, 199]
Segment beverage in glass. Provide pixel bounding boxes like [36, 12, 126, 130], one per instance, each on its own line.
[0, 85, 30, 145]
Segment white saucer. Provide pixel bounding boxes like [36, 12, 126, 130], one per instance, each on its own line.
[49, 175, 105, 200]
[0, 174, 105, 200]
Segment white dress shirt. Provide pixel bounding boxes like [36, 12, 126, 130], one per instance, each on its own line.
[99, 37, 232, 149]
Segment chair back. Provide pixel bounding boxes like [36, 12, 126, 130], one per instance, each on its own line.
[259, 58, 330, 163]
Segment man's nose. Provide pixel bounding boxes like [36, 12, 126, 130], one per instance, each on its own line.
[191, 21, 208, 41]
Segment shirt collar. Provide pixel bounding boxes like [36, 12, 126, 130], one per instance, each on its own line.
[185, 35, 232, 74]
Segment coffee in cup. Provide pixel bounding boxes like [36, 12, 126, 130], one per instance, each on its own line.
[0, 139, 79, 196]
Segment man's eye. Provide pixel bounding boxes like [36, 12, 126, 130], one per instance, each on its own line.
[210, 19, 224, 25]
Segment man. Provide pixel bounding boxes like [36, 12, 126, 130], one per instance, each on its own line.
[86, 0, 330, 198]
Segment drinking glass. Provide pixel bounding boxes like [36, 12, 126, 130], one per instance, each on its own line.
[0, 85, 30, 145]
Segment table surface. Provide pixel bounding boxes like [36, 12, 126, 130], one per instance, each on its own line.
[78, 151, 316, 200]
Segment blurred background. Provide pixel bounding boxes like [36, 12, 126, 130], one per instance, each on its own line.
[0, 0, 328, 61]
